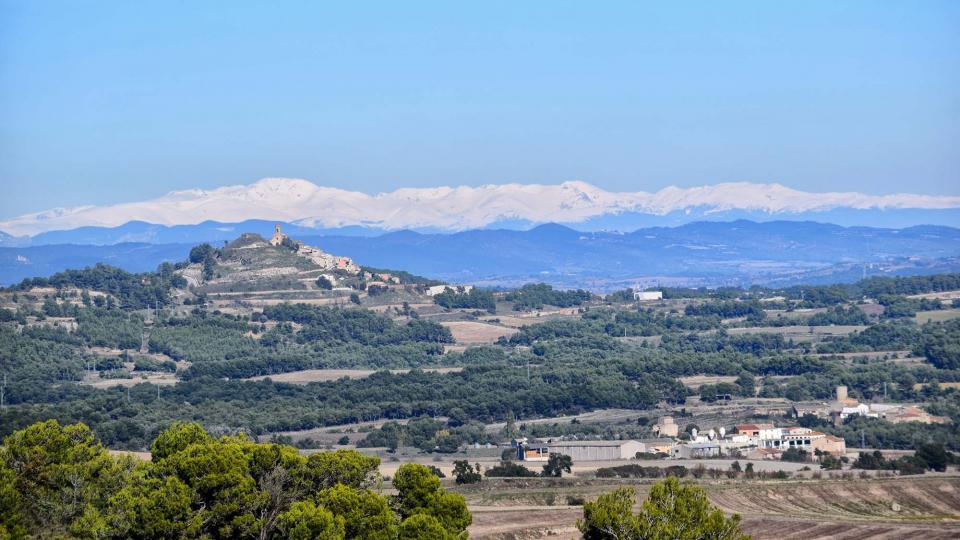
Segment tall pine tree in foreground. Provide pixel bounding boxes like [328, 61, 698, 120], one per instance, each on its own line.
[578, 477, 749, 540]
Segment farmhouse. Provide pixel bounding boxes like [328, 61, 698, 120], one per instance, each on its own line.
[811, 435, 847, 455]
[734, 423, 774, 438]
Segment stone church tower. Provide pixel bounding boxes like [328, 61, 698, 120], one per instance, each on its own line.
[269, 224, 287, 246]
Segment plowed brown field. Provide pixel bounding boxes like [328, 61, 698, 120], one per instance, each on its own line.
[466, 476, 960, 540]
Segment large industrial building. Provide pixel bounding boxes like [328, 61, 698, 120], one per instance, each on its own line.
[523, 440, 644, 461]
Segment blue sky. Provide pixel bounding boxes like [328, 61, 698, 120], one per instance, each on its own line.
[1, 1, 958, 219]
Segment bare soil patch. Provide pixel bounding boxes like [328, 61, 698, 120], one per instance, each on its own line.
[466, 476, 960, 540]
[679, 375, 739, 389]
[245, 367, 463, 384]
[727, 325, 866, 342]
[442, 321, 519, 344]
[79, 372, 179, 388]
[907, 291, 960, 301]
[915, 309, 960, 325]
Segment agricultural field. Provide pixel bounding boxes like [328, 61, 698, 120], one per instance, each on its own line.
[726, 324, 867, 343]
[915, 308, 960, 325]
[441, 320, 519, 344]
[679, 374, 739, 389]
[460, 476, 960, 539]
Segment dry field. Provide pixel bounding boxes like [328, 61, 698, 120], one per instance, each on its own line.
[480, 308, 582, 329]
[915, 309, 960, 325]
[478, 315, 533, 328]
[727, 325, 866, 342]
[483, 408, 648, 434]
[678, 375, 739, 389]
[464, 476, 960, 539]
[914, 382, 960, 391]
[79, 372, 179, 389]
[245, 367, 463, 384]
[368, 303, 434, 313]
[210, 297, 340, 308]
[442, 321, 519, 344]
[907, 291, 960, 301]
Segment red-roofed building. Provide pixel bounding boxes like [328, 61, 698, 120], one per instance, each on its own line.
[735, 423, 774, 437]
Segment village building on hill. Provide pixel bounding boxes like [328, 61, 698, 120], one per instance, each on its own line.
[268, 224, 361, 274]
[269, 224, 287, 246]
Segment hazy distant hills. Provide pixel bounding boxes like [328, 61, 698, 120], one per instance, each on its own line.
[0, 243, 196, 286]
[307, 221, 960, 289]
[2, 220, 959, 290]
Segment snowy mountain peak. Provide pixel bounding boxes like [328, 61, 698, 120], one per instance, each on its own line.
[1, 178, 959, 237]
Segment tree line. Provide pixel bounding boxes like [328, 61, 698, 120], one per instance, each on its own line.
[0, 420, 470, 539]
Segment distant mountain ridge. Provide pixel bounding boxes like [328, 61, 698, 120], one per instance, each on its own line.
[2, 177, 959, 239]
[2, 220, 959, 290]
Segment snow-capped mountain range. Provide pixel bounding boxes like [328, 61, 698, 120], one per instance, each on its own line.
[3, 178, 960, 237]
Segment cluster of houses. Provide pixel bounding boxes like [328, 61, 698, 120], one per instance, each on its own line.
[672, 423, 846, 460]
[269, 224, 361, 274]
[363, 271, 404, 288]
[509, 385, 950, 465]
[514, 418, 847, 464]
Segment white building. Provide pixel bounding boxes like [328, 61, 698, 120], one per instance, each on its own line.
[840, 403, 872, 420]
[542, 440, 645, 461]
[634, 291, 663, 301]
[757, 427, 825, 451]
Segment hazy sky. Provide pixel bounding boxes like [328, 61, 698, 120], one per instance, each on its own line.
[1, 1, 958, 219]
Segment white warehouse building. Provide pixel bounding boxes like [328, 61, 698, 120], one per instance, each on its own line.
[545, 440, 645, 461]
